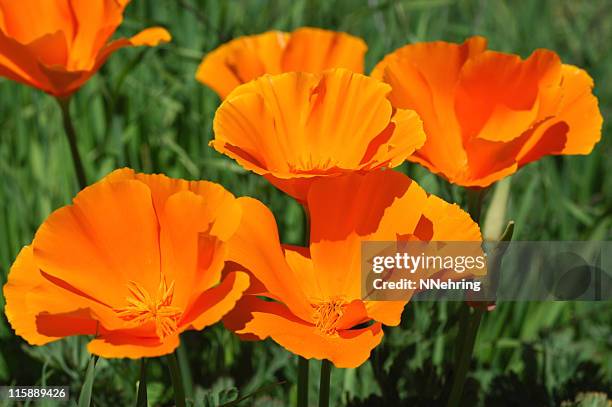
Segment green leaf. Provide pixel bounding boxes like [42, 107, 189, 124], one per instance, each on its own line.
[77, 355, 97, 407]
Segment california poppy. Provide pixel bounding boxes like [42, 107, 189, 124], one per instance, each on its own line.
[223, 170, 481, 368]
[196, 27, 367, 99]
[372, 36, 603, 187]
[3, 168, 249, 358]
[0, 0, 171, 98]
[212, 68, 426, 203]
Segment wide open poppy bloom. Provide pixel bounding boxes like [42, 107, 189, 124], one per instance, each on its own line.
[3, 168, 249, 358]
[196, 27, 366, 99]
[371, 36, 603, 187]
[223, 170, 481, 368]
[0, 0, 171, 98]
[212, 68, 426, 203]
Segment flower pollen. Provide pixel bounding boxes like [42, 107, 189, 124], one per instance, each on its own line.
[114, 274, 182, 340]
[312, 298, 346, 336]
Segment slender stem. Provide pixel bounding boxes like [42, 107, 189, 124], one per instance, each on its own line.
[297, 356, 309, 407]
[57, 97, 87, 190]
[177, 345, 194, 399]
[167, 352, 186, 407]
[447, 306, 484, 407]
[466, 188, 486, 224]
[302, 203, 310, 247]
[318, 360, 332, 407]
[446, 187, 489, 407]
[136, 358, 147, 407]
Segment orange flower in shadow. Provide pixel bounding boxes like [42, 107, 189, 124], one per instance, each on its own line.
[212, 68, 426, 203]
[223, 170, 481, 368]
[3, 169, 249, 358]
[196, 27, 367, 99]
[372, 36, 603, 187]
[0, 0, 171, 98]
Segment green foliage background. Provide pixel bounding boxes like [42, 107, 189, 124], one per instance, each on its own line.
[0, 0, 610, 405]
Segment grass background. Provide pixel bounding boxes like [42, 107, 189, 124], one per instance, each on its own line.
[0, 0, 610, 405]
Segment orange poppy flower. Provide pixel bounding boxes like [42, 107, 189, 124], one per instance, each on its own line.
[3, 168, 249, 358]
[212, 68, 426, 203]
[223, 170, 481, 368]
[196, 27, 367, 99]
[0, 0, 171, 98]
[371, 36, 603, 187]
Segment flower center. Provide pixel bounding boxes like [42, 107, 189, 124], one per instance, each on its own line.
[311, 298, 346, 336]
[114, 274, 182, 340]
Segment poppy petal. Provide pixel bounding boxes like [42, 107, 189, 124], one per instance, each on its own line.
[226, 197, 313, 322]
[196, 28, 365, 99]
[281, 27, 366, 73]
[228, 296, 383, 368]
[373, 36, 602, 186]
[32, 178, 161, 308]
[3, 246, 108, 345]
[87, 332, 180, 359]
[0, 1, 170, 97]
[181, 271, 250, 330]
[0, 29, 51, 90]
[158, 190, 226, 308]
[196, 31, 288, 99]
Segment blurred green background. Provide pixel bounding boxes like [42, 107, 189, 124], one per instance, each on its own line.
[0, 0, 610, 405]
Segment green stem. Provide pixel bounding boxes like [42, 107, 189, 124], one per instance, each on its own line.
[57, 97, 87, 190]
[136, 358, 147, 407]
[447, 306, 484, 407]
[446, 187, 489, 407]
[167, 352, 186, 407]
[177, 345, 194, 399]
[297, 356, 309, 407]
[302, 203, 310, 247]
[318, 360, 332, 407]
[466, 188, 486, 224]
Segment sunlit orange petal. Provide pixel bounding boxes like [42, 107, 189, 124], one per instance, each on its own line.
[33, 178, 162, 307]
[181, 271, 249, 330]
[373, 36, 602, 186]
[227, 296, 383, 368]
[226, 197, 313, 321]
[196, 27, 366, 99]
[212, 69, 426, 202]
[196, 31, 288, 99]
[88, 332, 180, 359]
[281, 27, 366, 73]
[225, 170, 481, 366]
[4, 168, 249, 358]
[306, 170, 481, 304]
[3, 246, 105, 345]
[0, 0, 171, 97]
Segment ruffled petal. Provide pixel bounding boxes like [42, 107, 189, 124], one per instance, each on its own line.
[225, 197, 313, 322]
[88, 331, 180, 359]
[196, 27, 365, 99]
[372, 38, 483, 182]
[306, 170, 481, 303]
[212, 69, 425, 201]
[196, 31, 287, 99]
[0, 29, 53, 91]
[181, 271, 250, 330]
[227, 296, 383, 368]
[157, 190, 227, 308]
[556, 65, 602, 154]
[373, 36, 602, 187]
[32, 177, 161, 308]
[3, 246, 109, 345]
[0, 0, 170, 97]
[281, 27, 366, 73]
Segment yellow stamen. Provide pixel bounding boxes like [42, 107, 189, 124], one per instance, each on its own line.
[311, 298, 346, 336]
[114, 274, 182, 340]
